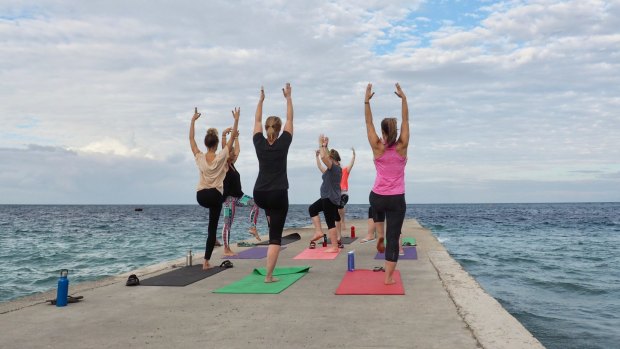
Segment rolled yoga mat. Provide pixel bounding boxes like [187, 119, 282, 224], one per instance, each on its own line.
[255, 232, 301, 246]
[140, 264, 229, 287]
[335, 270, 404, 295]
[213, 266, 310, 294]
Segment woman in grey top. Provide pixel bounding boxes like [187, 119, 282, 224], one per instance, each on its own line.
[308, 134, 342, 253]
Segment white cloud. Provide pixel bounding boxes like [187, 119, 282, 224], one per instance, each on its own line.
[1, 0, 619, 204]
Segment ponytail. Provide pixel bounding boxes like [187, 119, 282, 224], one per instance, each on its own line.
[381, 118, 398, 147]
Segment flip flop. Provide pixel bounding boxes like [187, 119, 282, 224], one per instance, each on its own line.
[337, 240, 344, 249]
[373, 266, 385, 272]
[360, 238, 376, 244]
[47, 295, 84, 305]
[237, 241, 255, 247]
[309, 241, 316, 249]
[403, 242, 416, 246]
[126, 274, 140, 286]
[220, 260, 234, 268]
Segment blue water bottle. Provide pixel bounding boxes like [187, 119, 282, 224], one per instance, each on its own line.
[347, 251, 355, 271]
[56, 269, 69, 307]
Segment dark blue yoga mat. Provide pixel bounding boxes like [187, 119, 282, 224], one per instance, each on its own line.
[223, 246, 286, 259]
[375, 246, 417, 260]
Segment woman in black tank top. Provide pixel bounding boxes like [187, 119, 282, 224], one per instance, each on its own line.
[252, 83, 294, 283]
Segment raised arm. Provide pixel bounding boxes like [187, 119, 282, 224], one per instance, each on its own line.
[394, 83, 410, 154]
[347, 147, 356, 171]
[282, 82, 294, 135]
[253, 86, 264, 136]
[221, 127, 232, 149]
[315, 149, 326, 173]
[233, 130, 240, 162]
[226, 108, 240, 153]
[319, 134, 333, 169]
[189, 107, 201, 156]
[364, 83, 382, 155]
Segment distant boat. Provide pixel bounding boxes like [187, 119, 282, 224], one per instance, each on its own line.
[134, 208, 143, 212]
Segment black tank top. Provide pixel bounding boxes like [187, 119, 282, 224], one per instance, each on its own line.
[223, 163, 244, 198]
[253, 131, 292, 191]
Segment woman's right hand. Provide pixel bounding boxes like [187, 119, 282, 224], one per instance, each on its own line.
[192, 107, 201, 121]
[259, 86, 265, 102]
[365, 83, 374, 103]
[282, 82, 291, 99]
[231, 107, 240, 121]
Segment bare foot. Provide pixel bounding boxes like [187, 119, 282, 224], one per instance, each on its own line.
[264, 276, 279, 283]
[324, 247, 339, 253]
[384, 277, 396, 285]
[377, 237, 385, 253]
[215, 240, 222, 247]
[223, 248, 237, 256]
[202, 260, 211, 270]
[248, 227, 262, 241]
[399, 249, 405, 255]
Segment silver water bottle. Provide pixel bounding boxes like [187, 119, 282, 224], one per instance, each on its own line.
[186, 249, 193, 266]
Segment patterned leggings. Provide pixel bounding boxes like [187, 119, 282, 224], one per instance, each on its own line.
[222, 194, 260, 249]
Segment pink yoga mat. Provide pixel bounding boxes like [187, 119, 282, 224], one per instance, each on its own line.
[335, 270, 405, 295]
[293, 247, 340, 260]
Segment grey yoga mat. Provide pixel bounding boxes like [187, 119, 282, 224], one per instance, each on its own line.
[140, 264, 230, 287]
[224, 246, 286, 259]
[255, 232, 301, 246]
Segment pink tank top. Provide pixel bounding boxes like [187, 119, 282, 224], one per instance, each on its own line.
[372, 146, 407, 195]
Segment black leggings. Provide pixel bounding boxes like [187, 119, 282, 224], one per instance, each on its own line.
[308, 198, 340, 229]
[368, 206, 385, 222]
[197, 188, 223, 260]
[369, 191, 406, 263]
[253, 190, 288, 245]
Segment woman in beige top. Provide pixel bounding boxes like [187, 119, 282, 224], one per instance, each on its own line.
[190, 107, 239, 269]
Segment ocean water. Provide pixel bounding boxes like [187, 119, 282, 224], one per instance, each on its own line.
[1, 203, 619, 348]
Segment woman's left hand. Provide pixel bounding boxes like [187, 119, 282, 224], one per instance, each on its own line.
[394, 83, 406, 99]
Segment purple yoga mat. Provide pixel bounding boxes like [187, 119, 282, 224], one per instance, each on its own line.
[223, 246, 286, 259]
[375, 246, 417, 260]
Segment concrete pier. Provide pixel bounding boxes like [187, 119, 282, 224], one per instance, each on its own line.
[0, 219, 544, 348]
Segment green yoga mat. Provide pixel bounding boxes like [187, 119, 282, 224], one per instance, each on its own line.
[402, 237, 417, 246]
[213, 266, 310, 294]
[384, 237, 417, 246]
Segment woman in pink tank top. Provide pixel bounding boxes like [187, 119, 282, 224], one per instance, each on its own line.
[364, 82, 409, 285]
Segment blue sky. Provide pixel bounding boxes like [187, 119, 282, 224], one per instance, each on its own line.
[1, 0, 619, 204]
